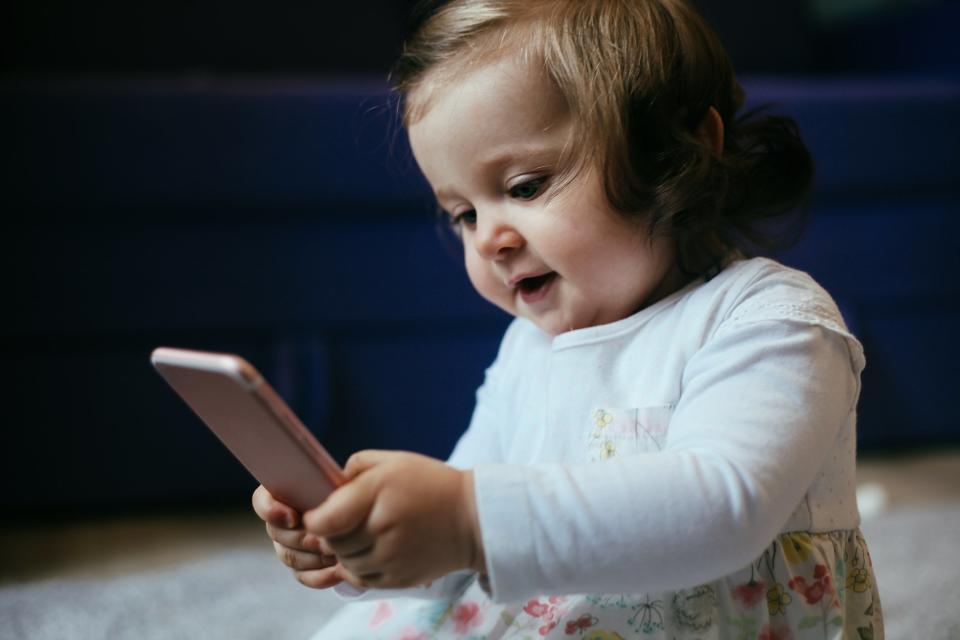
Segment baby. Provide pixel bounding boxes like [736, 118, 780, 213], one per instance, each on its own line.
[254, 1, 884, 637]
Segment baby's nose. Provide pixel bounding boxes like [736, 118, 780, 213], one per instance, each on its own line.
[474, 216, 523, 259]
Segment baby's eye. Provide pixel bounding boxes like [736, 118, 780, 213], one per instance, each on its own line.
[509, 176, 548, 200]
[450, 209, 477, 229]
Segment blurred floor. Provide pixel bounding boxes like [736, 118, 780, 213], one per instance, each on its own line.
[2, 448, 959, 586]
[0, 506, 266, 584]
[855, 448, 960, 508]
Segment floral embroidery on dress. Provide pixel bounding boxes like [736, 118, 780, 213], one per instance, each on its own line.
[782, 532, 814, 565]
[731, 534, 878, 639]
[317, 531, 881, 639]
[522, 596, 568, 636]
[563, 613, 598, 635]
[593, 409, 614, 433]
[586, 406, 672, 462]
[584, 594, 666, 635]
[629, 596, 666, 634]
[788, 564, 837, 607]
[671, 584, 717, 630]
[588, 409, 622, 461]
[452, 602, 483, 635]
[731, 576, 767, 609]
[767, 582, 793, 617]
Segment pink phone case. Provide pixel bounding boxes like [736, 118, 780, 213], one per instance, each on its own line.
[151, 347, 345, 512]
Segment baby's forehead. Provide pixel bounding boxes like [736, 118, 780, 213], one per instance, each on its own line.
[405, 51, 562, 127]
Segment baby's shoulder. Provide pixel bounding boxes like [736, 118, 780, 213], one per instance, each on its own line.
[710, 257, 848, 334]
[694, 257, 865, 374]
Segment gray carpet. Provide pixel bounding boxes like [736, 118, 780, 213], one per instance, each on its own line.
[2, 506, 958, 639]
[860, 506, 960, 640]
[0, 548, 341, 640]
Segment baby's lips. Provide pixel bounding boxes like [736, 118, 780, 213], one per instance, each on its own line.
[507, 269, 552, 288]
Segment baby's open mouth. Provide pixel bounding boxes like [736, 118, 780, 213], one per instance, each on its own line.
[518, 272, 556, 292]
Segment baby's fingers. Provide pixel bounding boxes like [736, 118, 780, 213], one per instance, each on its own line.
[273, 541, 337, 572]
[252, 484, 300, 529]
[265, 523, 326, 554]
[294, 566, 344, 590]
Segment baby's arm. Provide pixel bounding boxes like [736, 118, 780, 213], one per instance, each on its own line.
[474, 320, 862, 602]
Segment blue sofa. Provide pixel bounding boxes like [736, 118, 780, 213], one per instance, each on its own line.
[2, 75, 957, 510]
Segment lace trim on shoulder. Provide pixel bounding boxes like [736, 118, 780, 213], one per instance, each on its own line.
[720, 297, 866, 375]
[726, 299, 847, 333]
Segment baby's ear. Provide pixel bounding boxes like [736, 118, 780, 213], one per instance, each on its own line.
[697, 106, 724, 155]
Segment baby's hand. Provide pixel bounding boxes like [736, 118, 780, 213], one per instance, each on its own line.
[303, 450, 483, 591]
[251, 485, 342, 589]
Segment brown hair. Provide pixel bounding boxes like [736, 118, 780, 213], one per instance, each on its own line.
[392, 0, 814, 273]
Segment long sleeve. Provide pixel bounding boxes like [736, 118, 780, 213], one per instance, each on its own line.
[474, 317, 862, 603]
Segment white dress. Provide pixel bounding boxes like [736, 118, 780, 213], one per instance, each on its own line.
[313, 257, 883, 639]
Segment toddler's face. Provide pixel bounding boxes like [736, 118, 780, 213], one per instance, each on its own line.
[408, 55, 685, 336]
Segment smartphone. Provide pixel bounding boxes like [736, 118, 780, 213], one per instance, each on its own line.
[151, 347, 345, 512]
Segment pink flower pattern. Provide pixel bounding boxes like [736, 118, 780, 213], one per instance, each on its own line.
[564, 613, 598, 635]
[523, 596, 568, 636]
[788, 564, 837, 607]
[369, 601, 393, 628]
[338, 528, 877, 638]
[452, 602, 483, 634]
[731, 580, 767, 608]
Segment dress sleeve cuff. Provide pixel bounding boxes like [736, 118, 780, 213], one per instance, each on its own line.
[332, 582, 368, 600]
[474, 463, 541, 603]
[333, 571, 477, 602]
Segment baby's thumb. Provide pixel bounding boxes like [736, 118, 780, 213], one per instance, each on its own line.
[303, 478, 372, 537]
[252, 484, 300, 529]
[343, 449, 391, 479]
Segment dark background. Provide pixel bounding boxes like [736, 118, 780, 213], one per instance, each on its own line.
[2, 1, 958, 517]
[3, 0, 958, 76]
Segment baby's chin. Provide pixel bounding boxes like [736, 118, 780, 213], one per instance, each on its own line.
[479, 289, 597, 336]
[486, 304, 570, 337]
[525, 310, 588, 338]
[531, 305, 644, 337]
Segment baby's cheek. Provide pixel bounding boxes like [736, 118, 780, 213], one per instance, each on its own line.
[465, 256, 513, 313]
